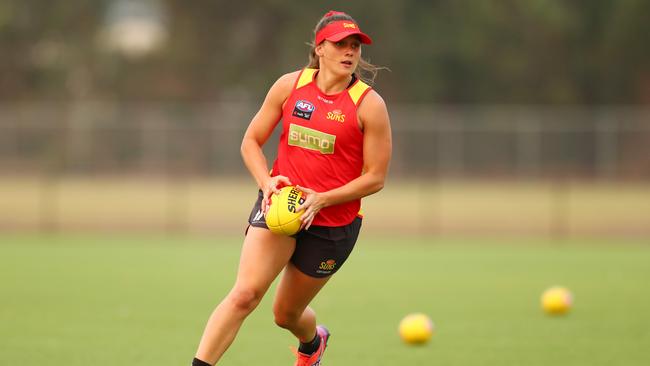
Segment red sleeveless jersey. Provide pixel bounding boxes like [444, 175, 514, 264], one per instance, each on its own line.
[271, 68, 372, 227]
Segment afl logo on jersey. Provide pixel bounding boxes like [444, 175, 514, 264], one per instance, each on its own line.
[292, 100, 315, 120]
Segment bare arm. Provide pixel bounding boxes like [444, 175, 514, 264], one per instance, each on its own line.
[240, 71, 298, 212]
[298, 90, 392, 228]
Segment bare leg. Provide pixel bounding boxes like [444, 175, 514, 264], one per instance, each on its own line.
[195, 227, 295, 364]
[272, 263, 331, 342]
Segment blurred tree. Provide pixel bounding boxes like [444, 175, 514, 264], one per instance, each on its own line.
[0, 0, 648, 104]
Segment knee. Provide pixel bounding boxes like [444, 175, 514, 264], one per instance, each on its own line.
[227, 287, 263, 314]
[273, 308, 301, 329]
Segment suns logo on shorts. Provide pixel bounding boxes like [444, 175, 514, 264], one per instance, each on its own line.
[318, 259, 337, 272]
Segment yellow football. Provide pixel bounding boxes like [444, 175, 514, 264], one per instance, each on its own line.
[265, 186, 305, 236]
[398, 313, 434, 344]
[541, 286, 573, 315]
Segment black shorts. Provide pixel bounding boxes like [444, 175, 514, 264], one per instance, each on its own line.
[247, 190, 362, 278]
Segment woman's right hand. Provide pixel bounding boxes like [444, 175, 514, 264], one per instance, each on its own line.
[261, 175, 292, 215]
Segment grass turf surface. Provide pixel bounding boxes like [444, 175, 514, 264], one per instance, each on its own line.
[1, 234, 649, 365]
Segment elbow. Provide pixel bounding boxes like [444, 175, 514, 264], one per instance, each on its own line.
[371, 178, 385, 194]
[363, 170, 386, 195]
[240, 138, 250, 158]
[375, 181, 385, 193]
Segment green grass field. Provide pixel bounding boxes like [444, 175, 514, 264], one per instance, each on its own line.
[1, 234, 649, 365]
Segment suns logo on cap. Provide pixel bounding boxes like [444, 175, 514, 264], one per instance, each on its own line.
[343, 22, 357, 29]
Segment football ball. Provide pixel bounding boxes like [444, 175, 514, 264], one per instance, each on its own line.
[398, 313, 434, 344]
[265, 186, 305, 236]
[541, 286, 573, 315]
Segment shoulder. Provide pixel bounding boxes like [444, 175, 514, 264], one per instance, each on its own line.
[270, 70, 301, 93]
[358, 89, 388, 117]
[357, 89, 389, 131]
[276, 70, 302, 88]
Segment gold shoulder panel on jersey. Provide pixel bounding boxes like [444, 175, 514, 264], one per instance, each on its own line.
[296, 68, 317, 89]
[348, 80, 371, 105]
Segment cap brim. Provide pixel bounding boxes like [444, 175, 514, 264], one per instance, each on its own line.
[326, 31, 373, 45]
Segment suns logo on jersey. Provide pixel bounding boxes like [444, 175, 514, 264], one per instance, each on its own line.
[326, 109, 346, 123]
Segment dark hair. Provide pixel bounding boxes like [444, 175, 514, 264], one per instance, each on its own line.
[307, 12, 384, 85]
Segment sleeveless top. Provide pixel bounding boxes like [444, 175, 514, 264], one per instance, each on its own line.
[271, 68, 372, 226]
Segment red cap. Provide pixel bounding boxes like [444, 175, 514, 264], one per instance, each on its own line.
[315, 13, 373, 46]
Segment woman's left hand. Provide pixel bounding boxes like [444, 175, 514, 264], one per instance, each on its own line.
[295, 185, 327, 230]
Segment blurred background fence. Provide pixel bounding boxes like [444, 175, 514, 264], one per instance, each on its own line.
[1, 102, 649, 178]
[1, 102, 648, 238]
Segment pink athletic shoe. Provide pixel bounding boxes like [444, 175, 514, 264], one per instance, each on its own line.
[294, 325, 330, 366]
